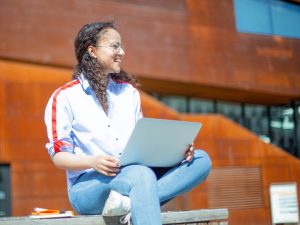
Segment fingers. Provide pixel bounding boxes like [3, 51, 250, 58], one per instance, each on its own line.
[185, 143, 195, 162]
[102, 156, 120, 167]
[190, 142, 194, 150]
[97, 165, 120, 176]
[185, 151, 193, 162]
[103, 155, 120, 165]
[96, 164, 120, 176]
[93, 155, 120, 176]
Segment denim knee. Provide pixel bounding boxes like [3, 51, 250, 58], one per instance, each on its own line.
[127, 165, 158, 189]
[194, 150, 212, 177]
[68, 183, 110, 215]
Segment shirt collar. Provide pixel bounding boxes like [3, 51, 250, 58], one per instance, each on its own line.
[79, 73, 116, 93]
[79, 73, 91, 92]
[107, 76, 117, 91]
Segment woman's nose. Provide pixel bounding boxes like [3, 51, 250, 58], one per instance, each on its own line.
[118, 47, 125, 56]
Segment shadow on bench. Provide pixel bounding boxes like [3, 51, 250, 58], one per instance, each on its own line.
[0, 208, 229, 225]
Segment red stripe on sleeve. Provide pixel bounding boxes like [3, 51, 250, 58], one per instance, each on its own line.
[51, 79, 80, 153]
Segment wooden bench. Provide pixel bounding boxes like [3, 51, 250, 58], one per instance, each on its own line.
[0, 208, 228, 225]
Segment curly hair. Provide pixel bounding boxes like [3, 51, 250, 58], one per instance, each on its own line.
[72, 22, 137, 114]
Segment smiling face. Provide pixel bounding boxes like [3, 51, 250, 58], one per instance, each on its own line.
[88, 28, 125, 75]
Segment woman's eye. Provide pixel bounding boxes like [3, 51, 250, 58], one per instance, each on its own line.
[112, 43, 120, 49]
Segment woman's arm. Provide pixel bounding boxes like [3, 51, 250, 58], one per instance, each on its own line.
[52, 152, 120, 176]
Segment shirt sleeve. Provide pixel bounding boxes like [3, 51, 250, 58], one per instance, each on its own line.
[134, 89, 143, 122]
[44, 90, 74, 159]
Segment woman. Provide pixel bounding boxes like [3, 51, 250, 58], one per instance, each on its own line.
[44, 21, 212, 225]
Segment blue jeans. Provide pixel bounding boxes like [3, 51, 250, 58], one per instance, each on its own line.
[68, 150, 211, 225]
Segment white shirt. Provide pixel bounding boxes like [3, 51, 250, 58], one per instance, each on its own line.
[44, 74, 143, 188]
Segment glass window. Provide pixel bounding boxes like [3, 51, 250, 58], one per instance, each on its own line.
[160, 96, 187, 113]
[233, 0, 300, 39]
[270, 105, 296, 155]
[244, 104, 270, 142]
[234, 0, 272, 35]
[296, 101, 300, 158]
[149, 92, 299, 158]
[189, 98, 214, 114]
[271, 0, 300, 38]
[216, 101, 243, 124]
[0, 165, 10, 217]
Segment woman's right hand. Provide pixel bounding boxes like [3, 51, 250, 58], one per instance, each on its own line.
[52, 152, 120, 176]
[90, 155, 120, 176]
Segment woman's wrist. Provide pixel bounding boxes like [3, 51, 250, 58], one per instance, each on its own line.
[83, 155, 95, 169]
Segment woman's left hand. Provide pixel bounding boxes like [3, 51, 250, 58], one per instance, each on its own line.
[184, 143, 195, 162]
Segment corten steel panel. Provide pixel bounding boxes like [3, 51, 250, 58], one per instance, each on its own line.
[187, 184, 210, 209]
[0, 0, 300, 104]
[262, 166, 292, 184]
[11, 161, 71, 215]
[0, 117, 9, 162]
[12, 196, 72, 216]
[228, 208, 271, 225]
[186, 0, 236, 29]
[207, 167, 264, 210]
[138, 77, 298, 105]
[0, 82, 4, 115]
[197, 140, 218, 158]
[180, 115, 218, 139]
[4, 83, 46, 117]
[110, 0, 186, 11]
[12, 161, 67, 198]
[261, 142, 291, 158]
[5, 141, 49, 161]
[4, 117, 45, 141]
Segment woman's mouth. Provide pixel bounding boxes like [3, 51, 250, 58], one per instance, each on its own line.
[114, 58, 122, 63]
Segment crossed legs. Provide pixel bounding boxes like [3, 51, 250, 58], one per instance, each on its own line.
[68, 150, 211, 225]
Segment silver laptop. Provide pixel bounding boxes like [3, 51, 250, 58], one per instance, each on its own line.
[119, 118, 202, 167]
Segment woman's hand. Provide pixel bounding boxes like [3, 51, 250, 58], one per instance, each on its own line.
[90, 155, 120, 176]
[184, 143, 195, 162]
[52, 152, 120, 176]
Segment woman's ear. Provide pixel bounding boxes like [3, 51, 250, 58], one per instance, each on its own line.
[87, 46, 97, 58]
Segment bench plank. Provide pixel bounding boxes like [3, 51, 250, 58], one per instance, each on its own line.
[162, 209, 228, 224]
[0, 209, 228, 225]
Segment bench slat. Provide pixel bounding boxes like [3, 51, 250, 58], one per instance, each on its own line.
[0, 209, 228, 225]
[162, 209, 228, 224]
